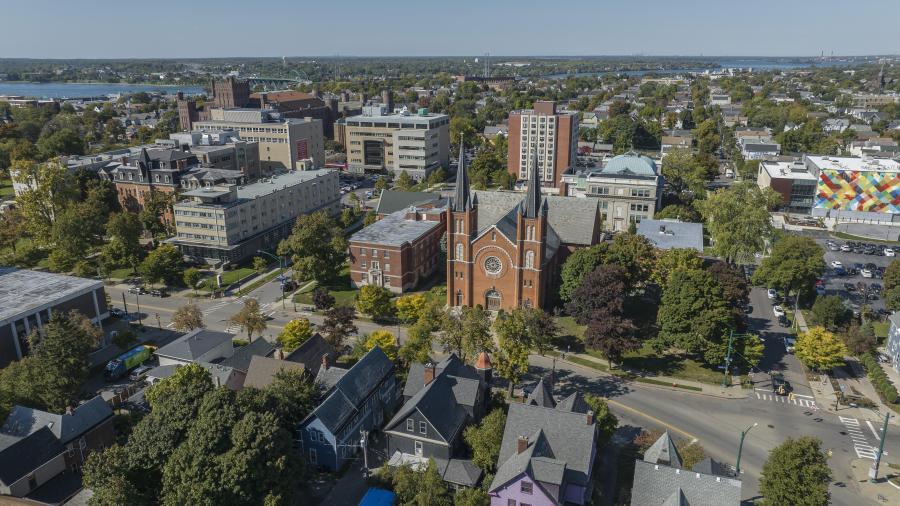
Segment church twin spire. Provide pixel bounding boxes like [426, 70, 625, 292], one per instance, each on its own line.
[452, 136, 543, 218]
[452, 135, 473, 213]
[521, 143, 544, 219]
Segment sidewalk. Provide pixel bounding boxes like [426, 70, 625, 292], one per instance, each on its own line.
[551, 351, 748, 399]
[847, 458, 900, 505]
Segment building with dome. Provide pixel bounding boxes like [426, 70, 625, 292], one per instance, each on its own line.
[560, 153, 664, 232]
[447, 142, 602, 311]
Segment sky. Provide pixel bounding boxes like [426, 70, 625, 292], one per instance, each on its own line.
[2, 0, 898, 59]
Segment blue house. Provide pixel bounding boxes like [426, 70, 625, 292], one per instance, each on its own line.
[299, 346, 398, 471]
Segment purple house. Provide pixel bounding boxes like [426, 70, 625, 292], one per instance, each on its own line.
[488, 389, 598, 506]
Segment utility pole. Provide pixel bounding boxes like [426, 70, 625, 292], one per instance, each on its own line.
[722, 330, 735, 387]
[122, 293, 128, 315]
[135, 293, 143, 327]
[735, 422, 758, 475]
[869, 412, 891, 482]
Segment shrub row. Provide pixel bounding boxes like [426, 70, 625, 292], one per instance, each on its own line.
[860, 353, 899, 404]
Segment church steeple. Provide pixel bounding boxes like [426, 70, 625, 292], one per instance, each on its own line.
[521, 144, 543, 218]
[452, 136, 472, 213]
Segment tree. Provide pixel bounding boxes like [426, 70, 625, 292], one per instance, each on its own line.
[440, 306, 492, 363]
[464, 408, 507, 471]
[738, 334, 765, 369]
[252, 256, 268, 273]
[390, 460, 451, 506]
[171, 304, 204, 332]
[320, 306, 357, 348]
[584, 394, 619, 447]
[566, 265, 628, 325]
[138, 190, 173, 239]
[48, 205, 92, 272]
[139, 244, 183, 285]
[494, 330, 529, 396]
[652, 248, 703, 286]
[843, 323, 877, 356]
[559, 243, 608, 302]
[311, 286, 335, 311]
[12, 159, 75, 247]
[277, 211, 347, 284]
[655, 268, 732, 364]
[277, 318, 312, 352]
[884, 259, 900, 291]
[493, 308, 557, 357]
[182, 268, 203, 294]
[82, 444, 143, 506]
[795, 327, 847, 372]
[585, 309, 640, 367]
[661, 149, 707, 195]
[229, 298, 267, 341]
[395, 293, 429, 324]
[396, 171, 414, 190]
[374, 176, 389, 193]
[399, 320, 434, 366]
[810, 295, 850, 331]
[453, 487, 490, 506]
[697, 182, 781, 264]
[356, 285, 394, 320]
[362, 330, 398, 360]
[752, 236, 824, 303]
[0, 208, 25, 256]
[759, 437, 831, 506]
[655, 204, 701, 223]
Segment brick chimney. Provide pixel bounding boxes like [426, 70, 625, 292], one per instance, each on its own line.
[424, 362, 436, 385]
[274, 348, 284, 360]
[587, 410, 594, 425]
[65, 406, 74, 416]
[517, 436, 529, 454]
[321, 353, 330, 370]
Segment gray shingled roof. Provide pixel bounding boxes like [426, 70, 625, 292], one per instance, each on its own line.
[284, 333, 336, 377]
[243, 355, 306, 389]
[2, 396, 112, 445]
[630, 460, 741, 506]
[220, 338, 275, 372]
[154, 329, 235, 362]
[436, 458, 483, 488]
[490, 402, 596, 493]
[525, 378, 556, 408]
[375, 190, 442, 215]
[473, 191, 599, 246]
[350, 208, 443, 247]
[386, 362, 481, 443]
[403, 354, 481, 399]
[306, 346, 394, 433]
[0, 427, 64, 485]
[637, 219, 704, 252]
[643, 431, 683, 468]
[555, 392, 589, 413]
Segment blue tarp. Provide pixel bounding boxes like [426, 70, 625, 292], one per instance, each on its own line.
[358, 488, 396, 506]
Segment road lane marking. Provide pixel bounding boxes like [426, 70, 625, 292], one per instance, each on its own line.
[792, 393, 815, 399]
[866, 420, 882, 441]
[606, 399, 698, 444]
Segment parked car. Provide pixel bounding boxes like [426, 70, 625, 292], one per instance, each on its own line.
[773, 305, 786, 318]
[830, 260, 843, 269]
[844, 283, 857, 293]
[771, 373, 790, 395]
[871, 283, 883, 293]
[767, 288, 778, 300]
[828, 243, 841, 252]
[861, 268, 873, 278]
[886, 248, 896, 257]
[129, 365, 152, 382]
[834, 266, 847, 276]
[110, 308, 125, 318]
[783, 336, 796, 353]
[841, 244, 852, 252]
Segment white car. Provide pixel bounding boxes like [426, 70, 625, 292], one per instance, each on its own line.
[830, 260, 843, 269]
[784, 337, 796, 353]
[885, 248, 896, 257]
[773, 305, 786, 318]
[767, 289, 778, 299]
[840, 244, 852, 252]
[861, 268, 873, 278]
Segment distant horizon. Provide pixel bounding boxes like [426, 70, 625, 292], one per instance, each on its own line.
[0, 54, 896, 62]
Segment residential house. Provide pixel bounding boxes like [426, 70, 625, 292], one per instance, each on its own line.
[154, 328, 236, 367]
[299, 346, 399, 471]
[886, 313, 900, 372]
[488, 392, 598, 505]
[630, 431, 741, 506]
[384, 353, 492, 489]
[242, 333, 336, 389]
[0, 397, 114, 500]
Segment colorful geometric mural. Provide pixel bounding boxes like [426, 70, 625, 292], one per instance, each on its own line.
[813, 169, 900, 213]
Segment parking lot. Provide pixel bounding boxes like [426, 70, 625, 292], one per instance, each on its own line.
[817, 237, 895, 315]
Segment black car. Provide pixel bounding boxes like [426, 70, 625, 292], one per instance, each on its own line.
[771, 373, 791, 396]
[844, 283, 857, 292]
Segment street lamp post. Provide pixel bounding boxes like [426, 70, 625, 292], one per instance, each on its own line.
[257, 250, 286, 309]
[735, 422, 758, 476]
[869, 411, 891, 482]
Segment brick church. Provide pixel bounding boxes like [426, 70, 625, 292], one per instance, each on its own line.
[446, 142, 602, 311]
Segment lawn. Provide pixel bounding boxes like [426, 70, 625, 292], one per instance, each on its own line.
[108, 267, 137, 280]
[0, 178, 13, 198]
[294, 267, 358, 308]
[874, 320, 890, 341]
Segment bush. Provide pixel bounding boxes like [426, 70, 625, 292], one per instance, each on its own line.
[232, 339, 249, 347]
[861, 352, 899, 404]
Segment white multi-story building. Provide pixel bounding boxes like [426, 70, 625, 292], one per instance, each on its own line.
[169, 169, 340, 264]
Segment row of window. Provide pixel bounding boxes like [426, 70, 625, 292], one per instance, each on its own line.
[358, 248, 390, 259]
[406, 419, 427, 435]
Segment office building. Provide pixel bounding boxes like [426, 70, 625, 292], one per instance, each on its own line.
[169, 130, 261, 180]
[249, 90, 338, 138]
[195, 109, 325, 172]
[0, 268, 108, 368]
[507, 101, 578, 191]
[756, 160, 817, 212]
[560, 153, 664, 232]
[805, 155, 900, 221]
[337, 105, 450, 181]
[349, 198, 447, 294]
[169, 169, 340, 264]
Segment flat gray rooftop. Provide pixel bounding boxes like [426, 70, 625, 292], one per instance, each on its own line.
[350, 210, 442, 247]
[238, 169, 332, 200]
[0, 268, 102, 325]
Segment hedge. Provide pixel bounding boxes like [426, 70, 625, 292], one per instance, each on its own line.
[860, 353, 899, 404]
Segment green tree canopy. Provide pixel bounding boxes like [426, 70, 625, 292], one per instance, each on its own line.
[752, 235, 824, 301]
[277, 211, 347, 283]
[759, 437, 831, 506]
[697, 182, 781, 264]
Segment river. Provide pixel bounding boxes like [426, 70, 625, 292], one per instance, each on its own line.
[0, 82, 205, 100]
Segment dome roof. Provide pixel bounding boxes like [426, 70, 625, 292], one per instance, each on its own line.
[600, 153, 658, 177]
